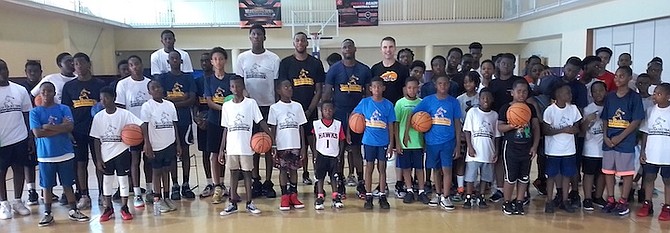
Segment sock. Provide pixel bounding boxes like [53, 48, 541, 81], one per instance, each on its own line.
[317, 193, 324, 198]
[246, 200, 252, 205]
[27, 183, 36, 190]
[457, 176, 464, 189]
[366, 192, 373, 196]
[419, 189, 425, 194]
[289, 183, 298, 193]
[380, 192, 386, 197]
[332, 192, 338, 199]
[134, 187, 142, 196]
[407, 188, 413, 193]
[206, 179, 213, 185]
[146, 184, 153, 193]
[182, 182, 189, 187]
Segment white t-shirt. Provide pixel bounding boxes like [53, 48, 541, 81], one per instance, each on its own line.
[115, 76, 151, 117]
[462, 107, 501, 163]
[640, 104, 670, 165]
[268, 101, 307, 150]
[31, 73, 76, 104]
[313, 120, 342, 157]
[150, 48, 194, 75]
[582, 103, 604, 158]
[0, 82, 33, 147]
[543, 103, 582, 156]
[90, 108, 143, 162]
[235, 50, 280, 107]
[221, 97, 263, 155]
[457, 92, 479, 122]
[141, 99, 178, 151]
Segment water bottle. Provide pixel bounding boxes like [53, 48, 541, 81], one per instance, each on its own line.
[153, 201, 161, 216]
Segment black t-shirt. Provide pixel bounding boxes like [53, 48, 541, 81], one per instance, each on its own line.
[489, 75, 524, 113]
[498, 102, 538, 144]
[195, 76, 209, 112]
[61, 78, 107, 135]
[278, 55, 325, 119]
[371, 61, 409, 104]
[18, 80, 38, 103]
[450, 72, 466, 96]
[204, 73, 234, 125]
[158, 72, 196, 126]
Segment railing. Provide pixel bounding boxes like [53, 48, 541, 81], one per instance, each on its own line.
[503, 0, 607, 20]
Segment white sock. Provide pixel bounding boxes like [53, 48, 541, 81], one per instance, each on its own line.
[26, 183, 36, 190]
[419, 189, 425, 194]
[134, 187, 142, 195]
[457, 176, 464, 189]
[206, 179, 213, 185]
[146, 184, 153, 193]
[406, 188, 413, 193]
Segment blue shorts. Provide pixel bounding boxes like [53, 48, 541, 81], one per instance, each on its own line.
[364, 145, 388, 162]
[643, 163, 670, 179]
[425, 140, 456, 169]
[545, 155, 577, 178]
[397, 149, 424, 169]
[39, 158, 76, 189]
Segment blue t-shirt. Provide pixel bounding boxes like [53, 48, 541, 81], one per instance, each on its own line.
[564, 77, 588, 109]
[326, 61, 371, 110]
[413, 94, 462, 145]
[29, 104, 74, 159]
[600, 90, 645, 153]
[419, 79, 460, 99]
[158, 72, 196, 126]
[203, 74, 233, 125]
[352, 97, 396, 147]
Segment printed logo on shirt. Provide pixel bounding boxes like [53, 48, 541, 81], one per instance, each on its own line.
[167, 83, 186, 99]
[514, 126, 532, 139]
[590, 121, 603, 135]
[649, 117, 670, 136]
[246, 64, 267, 79]
[318, 131, 339, 140]
[473, 121, 494, 138]
[558, 116, 572, 128]
[339, 75, 362, 92]
[155, 112, 174, 129]
[230, 113, 251, 132]
[432, 107, 452, 126]
[101, 125, 122, 142]
[213, 87, 226, 104]
[293, 69, 314, 86]
[198, 96, 207, 104]
[380, 71, 398, 82]
[130, 91, 148, 108]
[73, 89, 96, 108]
[365, 110, 387, 129]
[608, 108, 629, 128]
[278, 112, 299, 130]
[0, 95, 22, 114]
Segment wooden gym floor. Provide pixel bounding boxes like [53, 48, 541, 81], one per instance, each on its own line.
[1, 143, 668, 233]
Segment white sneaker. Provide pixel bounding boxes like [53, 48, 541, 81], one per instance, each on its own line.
[246, 202, 261, 214]
[0, 201, 13, 219]
[428, 194, 440, 207]
[11, 200, 31, 216]
[76, 195, 91, 210]
[440, 195, 455, 210]
[165, 199, 177, 211]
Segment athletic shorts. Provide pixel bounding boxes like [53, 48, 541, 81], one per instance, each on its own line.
[364, 145, 388, 163]
[302, 111, 316, 136]
[73, 133, 96, 162]
[129, 142, 144, 152]
[643, 163, 670, 179]
[152, 144, 176, 169]
[545, 155, 577, 177]
[177, 124, 193, 154]
[396, 149, 424, 169]
[602, 150, 635, 176]
[502, 141, 531, 184]
[0, 139, 29, 170]
[334, 107, 362, 146]
[274, 149, 302, 170]
[425, 140, 456, 169]
[227, 154, 253, 171]
[315, 153, 338, 180]
[582, 156, 603, 175]
[465, 161, 494, 183]
[206, 121, 224, 153]
[103, 151, 131, 176]
[575, 137, 585, 170]
[39, 157, 76, 188]
[197, 127, 207, 152]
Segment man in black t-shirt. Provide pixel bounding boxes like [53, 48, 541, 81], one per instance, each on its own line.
[446, 47, 465, 96]
[19, 60, 42, 205]
[371, 36, 409, 104]
[278, 32, 325, 185]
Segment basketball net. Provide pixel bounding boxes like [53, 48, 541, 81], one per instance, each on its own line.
[310, 32, 321, 59]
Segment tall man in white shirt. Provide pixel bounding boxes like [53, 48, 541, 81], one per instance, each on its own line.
[31, 53, 76, 104]
[150, 30, 194, 78]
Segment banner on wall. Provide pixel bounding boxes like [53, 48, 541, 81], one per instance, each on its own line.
[239, 0, 282, 28]
[336, 0, 378, 27]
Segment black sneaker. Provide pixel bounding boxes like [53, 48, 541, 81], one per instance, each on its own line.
[533, 179, 547, 196]
[568, 190, 581, 208]
[478, 195, 489, 209]
[583, 199, 594, 211]
[302, 172, 313, 185]
[514, 200, 525, 215]
[417, 192, 430, 204]
[593, 197, 607, 208]
[356, 182, 367, 199]
[170, 186, 181, 200]
[602, 199, 617, 213]
[28, 189, 39, 205]
[502, 201, 514, 215]
[544, 202, 555, 213]
[403, 191, 415, 204]
[314, 197, 325, 210]
[379, 195, 390, 209]
[262, 180, 277, 198]
[251, 179, 263, 198]
[559, 200, 576, 213]
[424, 181, 433, 194]
[523, 196, 531, 206]
[490, 190, 503, 203]
[364, 195, 374, 209]
[552, 193, 562, 207]
[181, 184, 196, 199]
[463, 195, 473, 209]
[614, 201, 630, 216]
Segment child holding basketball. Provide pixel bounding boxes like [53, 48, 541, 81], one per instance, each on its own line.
[218, 75, 271, 216]
[313, 100, 346, 210]
[580, 81, 607, 211]
[141, 80, 182, 214]
[413, 75, 462, 210]
[353, 77, 396, 210]
[268, 79, 308, 211]
[455, 71, 482, 201]
[462, 88, 500, 209]
[394, 77, 426, 204]
[497, 80, 540, 215]
[542, 84, 582, 213]
[637, 83, 670, 221]
[90, 86, 144, 222]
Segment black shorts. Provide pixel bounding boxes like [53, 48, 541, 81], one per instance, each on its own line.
[575, 136, 585, 171]
[502, 140, 531, 184]
[582, 156, 603, 176]
[103, 151, 131, 176]
[73, 132, 96, 162]
[206, 121, 224, 153]
[129, 142, 144, 152]
[197, 127, 207, 152]
[152, 144, 176, 169]
[303, 110, 317, 136]
[26, 143, 38, 167]
[0, 139, 29, 170]
[252, 106, 271, 134]
[315, 152, 339, 180]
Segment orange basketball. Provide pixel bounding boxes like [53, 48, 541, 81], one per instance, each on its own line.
[121, 124, 143, 146]
[411, 111, 432, 132]
[251, 132, 273, 154]
[348, 113, 366, 134]
[34, 95, 43, 106]
[506, 103, 532, 126]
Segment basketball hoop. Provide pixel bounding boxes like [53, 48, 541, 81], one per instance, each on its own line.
[309, 32, 332, 59]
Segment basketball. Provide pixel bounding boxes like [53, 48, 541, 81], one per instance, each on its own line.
[33, 95, 43, 106]
[411, 111, 432, 132]
[348, 113, 366, 134]
[506, 103, 532, 126]
[121, 124, 144, 146]
[251, 132, 272, 154]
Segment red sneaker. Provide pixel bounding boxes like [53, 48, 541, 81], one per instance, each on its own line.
[279, 194, 290, 211]
[290, 193, 305, 209]
[659, 204, 670, 221]
[121, 208, 133, 220]
[636, 201, 653, 217]
[100, 208, 114, 222]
